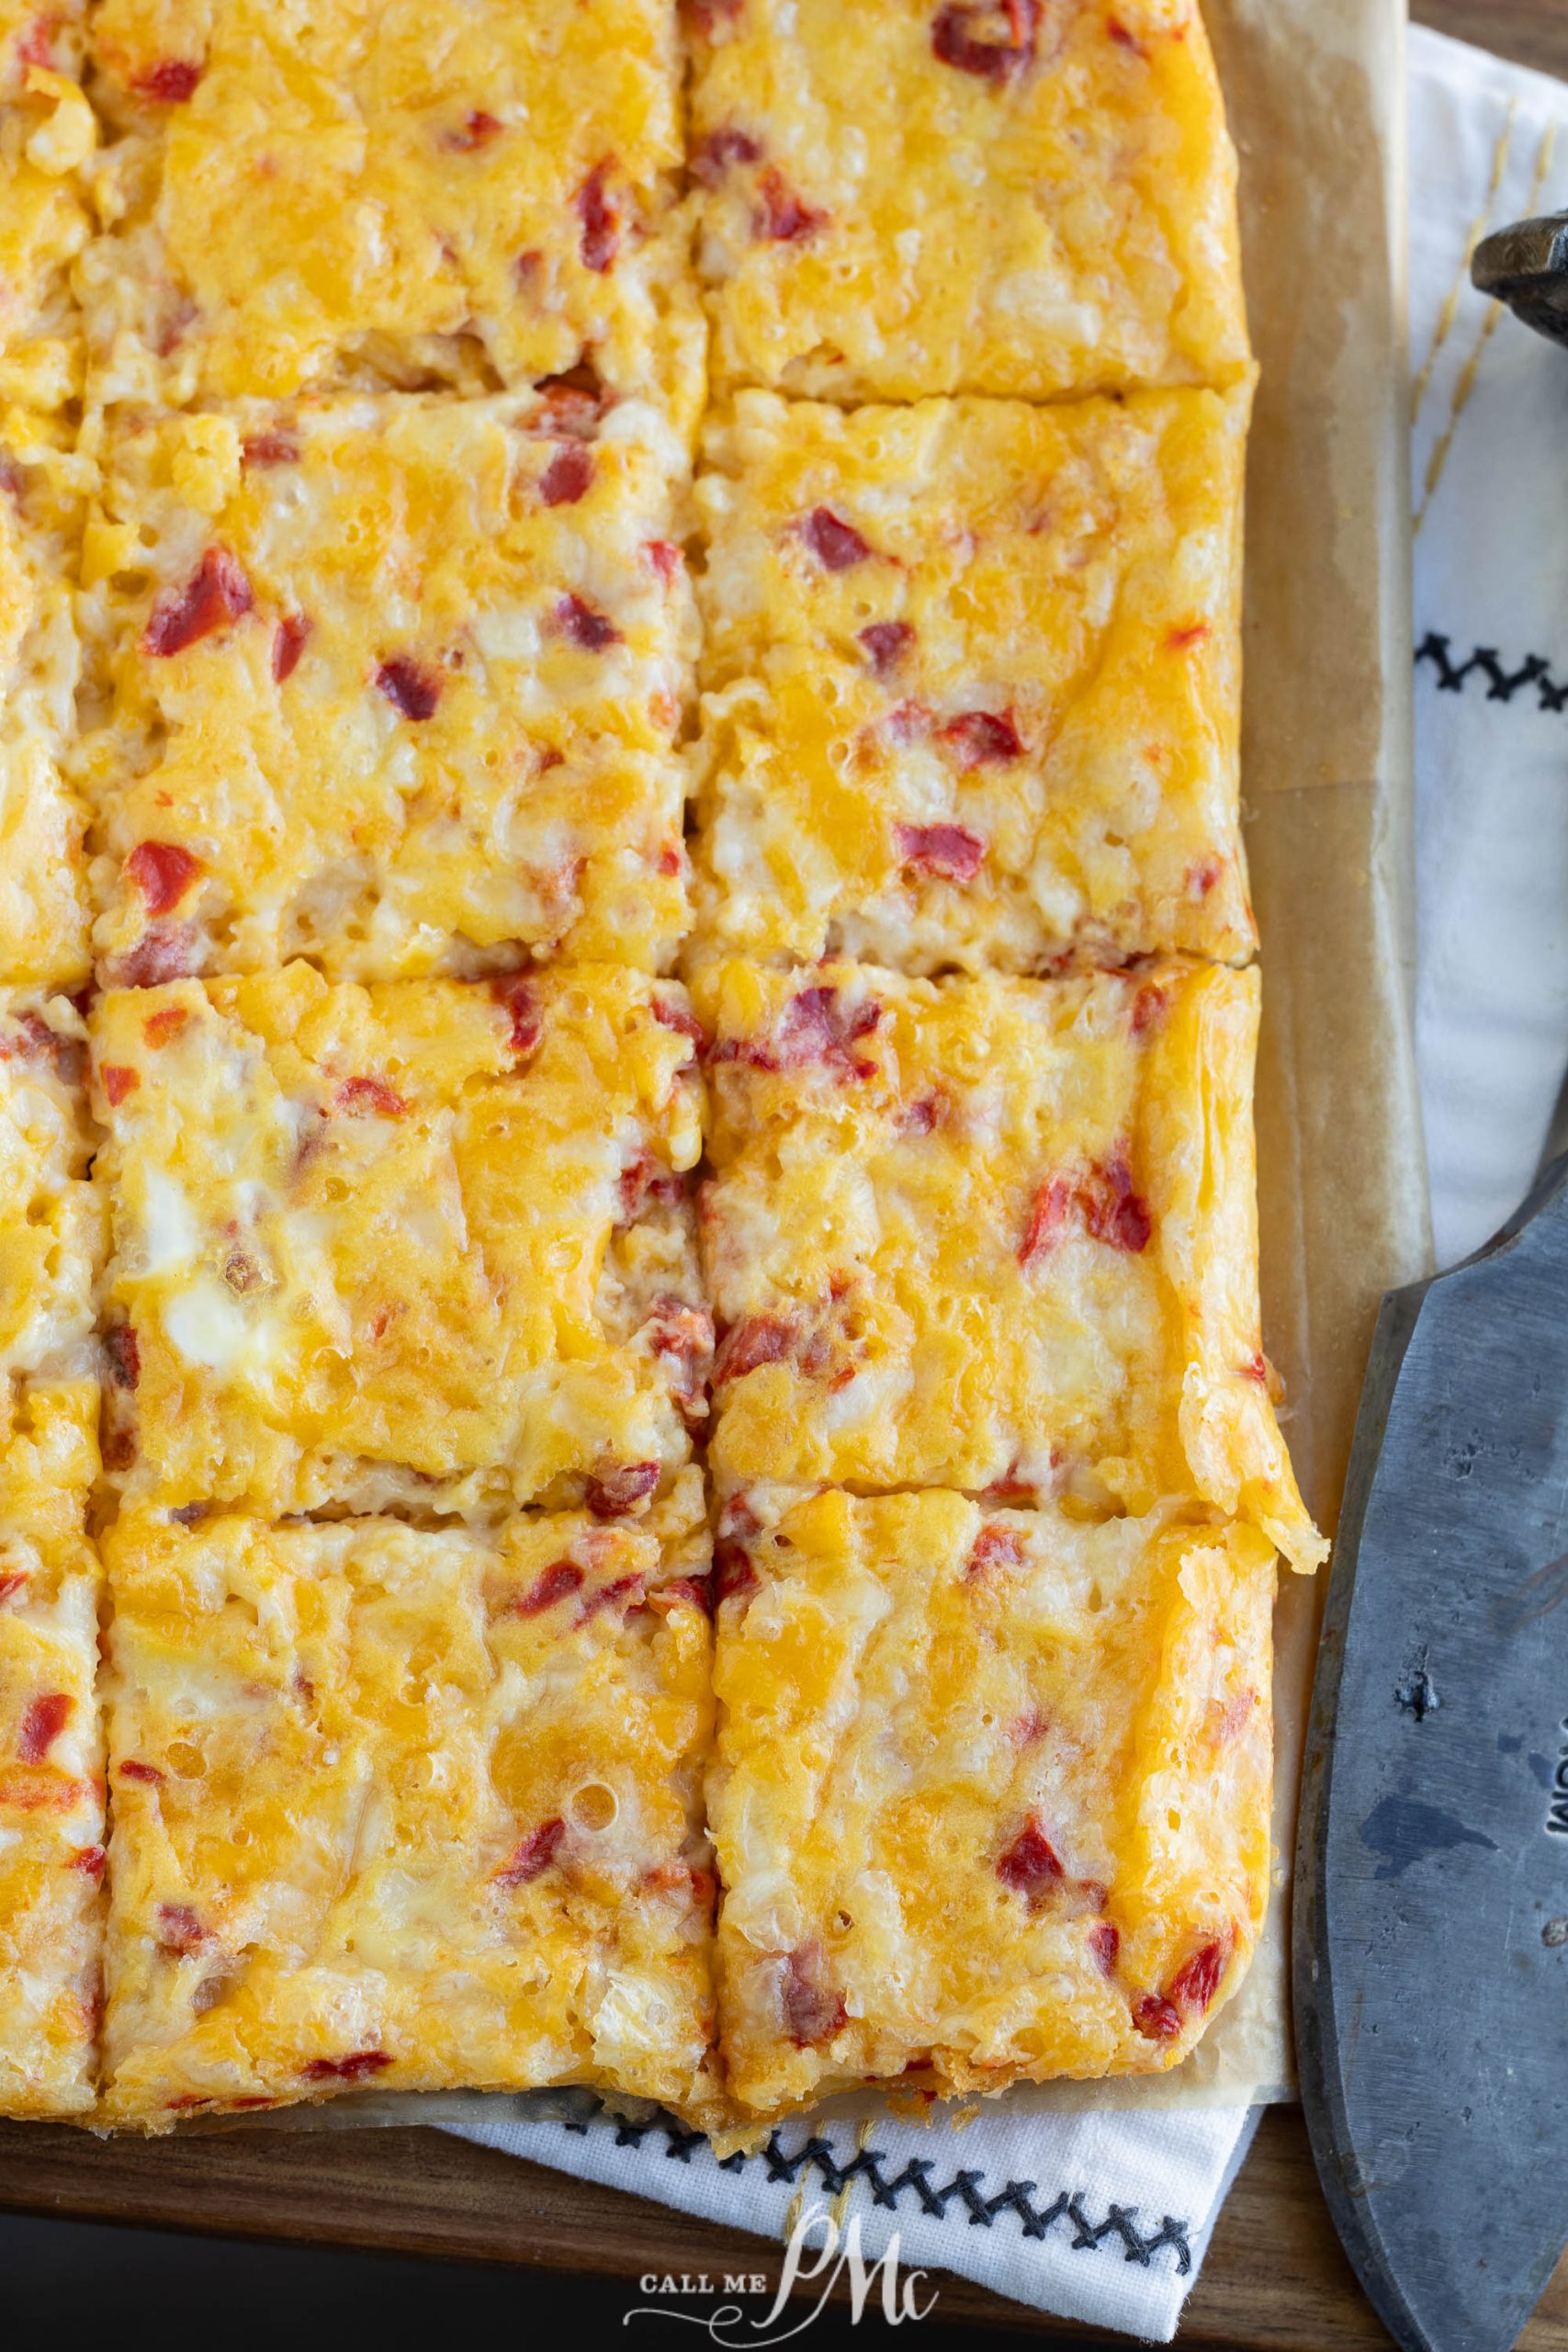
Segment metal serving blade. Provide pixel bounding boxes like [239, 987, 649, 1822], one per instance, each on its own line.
[1472, 210, 1568, 346]
[1296, 1153, 1568, 2352]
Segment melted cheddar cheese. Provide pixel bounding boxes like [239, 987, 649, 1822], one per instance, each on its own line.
[77, 389, 696, 984]
[100, 1478, 719, 2127]
[0, 990, 101, 1378]
[0, 3, 94, 412]
[689, 0, 1249, 402]
[80, 0, 703, 424]
[709, 1486, 1275, 2118]
[0, 410, 91, 985]
[91, 964, 709, 1518]
[0, 1378, 104, 2118]
[692, 385, 1254, 972]
[695, 957, 1324, 1573]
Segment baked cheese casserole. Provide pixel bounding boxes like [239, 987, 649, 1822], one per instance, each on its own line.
[0, 0, 1321, 2140]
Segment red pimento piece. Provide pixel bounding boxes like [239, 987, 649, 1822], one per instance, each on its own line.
[0, 1571, 27, 1607]
[754, 164, 827, 243]
[131, 57, 203, 102]
[556, 592, 622, 651]
[154, 1902, 207, 1953]
[1107, 14, 1148, 54]
[941, 708, 1023, 766]
[1168, 1934, 1231, 2015]
[301, 2050, 393, 2083]
[1089, 1920, 1121, 1977]
[1019, 1174, 1074, 1267]
[1134, 1993, 1183, 2041]
[16, 17, 62, 69]
[801, 506, 872, 571]
[69, 1845, 106, 1880]
[143, 1006, 189, 1047]
[680, 0, 743, 28]
[579, 1571, 645, 1622]
[495, 1816, 566, 1888]
[118, 1758, 164, 1785]
[996, 1817, 1066, 1899]
[1240, 1351, 1269, 1385]
[272, 613, 310, 683]
[1082, 1152, 1152, 1253]
[901, 1093, 942, 1136]
[516, 1560, 585, 1616]
[143, 548, 253, 656]
[242, 431, 299, 468]
[645, 539, 682, 588]
[106, 1326, 141, 1393]
[576, 159, 620, 272]
[859, 619, 915, 676]
[712, 984, 882, 1081]
[894, 822, 987, 883]
[781, 1941, 847, 2048]
[538, 444, 594, 507]
[125, 841, 202, 915]
[713, 1539, 759, 1607]
[931, 0, 1040, 80]
[1188, 855, 1224, 897]
[1166, 618, 1210, 650]
[448, 108, 502, 150]
[965, 1521, 1024, 1579]
[694, 125, 761, 185]
[652, 997, 707, 1056]
[376, 656, 442, 720]
[491, 976, 542, 1057]
[100, 1065, 139, 1107]
[334, 1076, 408, 1118]
[585, 1462, 660, 1518]
[1130, 981, 1168, 1039]
[17, 1692, 72, 1764]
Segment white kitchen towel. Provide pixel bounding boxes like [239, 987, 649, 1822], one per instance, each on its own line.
[1411, 24, 1568, 1267]
[447, 26, 1568, 2340]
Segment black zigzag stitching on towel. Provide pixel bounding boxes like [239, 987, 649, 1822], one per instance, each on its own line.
[1416, 629, 1568, 713]
[556, 2112, 1193, 2275]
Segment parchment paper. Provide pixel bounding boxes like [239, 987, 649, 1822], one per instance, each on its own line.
[142, 0, 1432, 2148]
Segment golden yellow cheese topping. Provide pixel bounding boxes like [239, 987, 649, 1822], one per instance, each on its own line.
[80, 0, 703, 424]
[689, 0, 1249, 402]
[0, 410, 91, 985]
[0, 3, 94, 413]
[695, 957, 1324, 1573]
[91, 963, 709, 1518]
[709, 1485, 1275, 2118]
[100, 1477, 719, 2127]
[0, 1378, 105, 2118]
[77, 388, 696, 985]
[0, 989, 101, 1378]
[692, 384, 1254, 972]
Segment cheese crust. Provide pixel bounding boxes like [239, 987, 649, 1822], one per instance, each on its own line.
[0, 1379, 105, 2118]
[690, 0, 1249, 402]
[0, 989, 101, 1380]
[77, 390, 696, 985]
[80, 0, 703, 425]
[99, 1478, 718, 2127]
[692, 385, 1254, 972]
[91, 964, 709, 1519]
[0, 412, 91, 986]
[0, 3, 94, 413]
[709, 1486, 1275, 2118]
[695, 957, 1324, 1573]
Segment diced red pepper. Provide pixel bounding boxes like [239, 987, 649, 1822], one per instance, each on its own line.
[17, 1692, 73, 1764]
[272, 613, 310, 683]
[694, 124, 761, 184]
[125, 841, 202, 915]
[115, 925, 197, 988]
[754, 164, 827, 243]
[859, 619, 916, 676]
[516, 1561, 585, 1617]
[801, 506, 872, 571]
[143, 1006, 190, 1047]
[556, 593, 622, 650]
[100, 1065, 139, 1107]
[894, 822, 986, 882]
[142, 548, 252, 656]
[242, 431, 299, 469]
[118, 1758, 164, 1785]
[106, 1326, 141, 1393]
[376, 656, 442, 720]
[576, 160, 620, 273]
[781, 1941, 847, 2047]
[301, 2050, 393, 2083]
[131, 57, 203, 102]
[539, 444, 594, 506]
[996, 1817, 1065, 1899]
[931, 0, 1040, 79]
[965, 1521, 1024, 1579]
[448, 108, 502, 151]
[494, 1817, 566, 1888]
[941, 708, 1023, 766]
[585, 1463, 660, 1518]
[155, 1902, 207, 1953]
[1089, 1920, 1121, 1977]
[333, 1076, 408, 1118]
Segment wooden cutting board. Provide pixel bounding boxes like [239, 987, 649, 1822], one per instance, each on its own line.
[4, 5, 1566, 2342]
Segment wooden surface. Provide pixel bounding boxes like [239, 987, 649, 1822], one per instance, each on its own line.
[4, 3, 1567, 2344]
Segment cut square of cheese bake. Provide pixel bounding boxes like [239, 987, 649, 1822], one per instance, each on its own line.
[0, 3, 95, 413]
[692, 385, 1253, 973]
[98, 1479, 718, 2127]
[695, 956, 1325, 1576]
[688, 0, 1250, 402]
[0, 990, 101, 1380]
[90, 963, 710, 1520]
[78, 0, 702, 424]
[77, 389, 696, 985]
[708, 1486, 1276, 2119]
[0, 410, 92, 988]
[0, 1378, 106, 2118]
